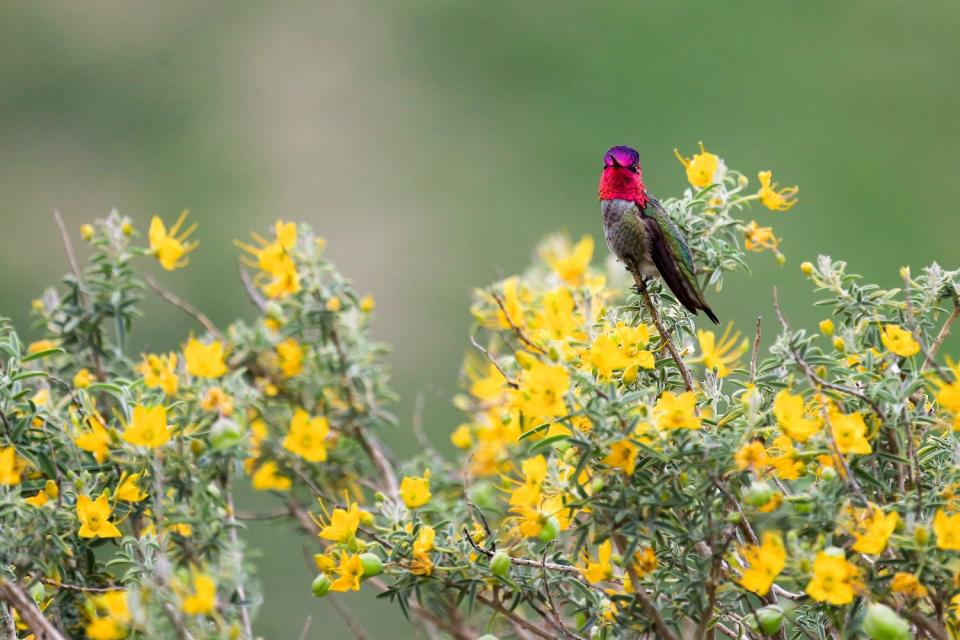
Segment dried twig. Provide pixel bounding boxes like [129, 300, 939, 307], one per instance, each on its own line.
[749, 316, 762, 382]
[146, 275, 223, 340]
[53, 210, 81, 282]
[900, 273, 950, 380]
[237, 262, 268, 312]
[929, 297, 960, 366]
[469, 335, 518, 389]
[0, 580, 67, 640]
[463, 528, 581, 575]
[490, 290, 546, 354]
[632, 273, 694, 393]
[539, 546, 585, 640]
[327, 595, 370, 640]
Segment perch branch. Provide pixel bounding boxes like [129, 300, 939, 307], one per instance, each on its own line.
[632, 273, 694, 393]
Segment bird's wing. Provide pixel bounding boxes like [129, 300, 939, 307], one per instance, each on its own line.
[639, 197, 719, 324]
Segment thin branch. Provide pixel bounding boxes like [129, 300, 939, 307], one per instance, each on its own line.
[463, 528, 581, 575]
[749, 316, 762, 383]
[237, 262, 268, 312]
[901, 273, 950, 380]
[469, 335, 519, 389]
[146, 275, 223, 340]
[539, 546, 585, 640]
[0, 579, 67, 640]
[40, 578, 118, 593]
[611, 535, 679, 640]
[632, 273, 694, 393]
[928, 297, 960, 365]
[53, 210, 81, 282]
[490, 290, 546, 354]
[224, 488, 254, 640]
[297, 616, 313, 640]
[327, 595, 370, 640]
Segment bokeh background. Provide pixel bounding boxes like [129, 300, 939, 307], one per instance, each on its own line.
[2, 1, 959, 637]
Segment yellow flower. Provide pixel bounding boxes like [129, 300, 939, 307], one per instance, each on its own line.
[0, 446, 22, 485]
[589, 333, 629, 381]
[122, 405, 171, 448]
[251, 461, 291, 491]
[805, 552, 861, 605]
[631, 548, 657, 579]
[521, 455, 548, 488]
[25, 480, 58, 507]
[319, 502, 361, 544]
[880, 324, 920, 357]
[934, 509, 960, 551]
[539, 234, 594, 286]
[890, 572, 928, 598]
[329, 551, 364, 592]
[76, 415, 112, 463]
[851, 507, 899, 555]
[757, 170, 798, 211]
[819, 319, 835, 336]
[80, 223, 96, 241]
[513, 360, 570, 420]
[533, 287, 582, 342]
[115, 472, 147, 502]
[27, 339, 58, 354]
[413, 525, 436, 556]
[767, 436, 803, 480]
[581, 539, 614, 584]
[830, 409, 871, 455]
[93, 590, 130, 625]
[137, 353, 179, 395]
[743, 220, 781, 254]
[181, 572, 216, 616]
[694, 324, 748, 377]
[602, 439, 638, 475]
[326, 297, 342, 312]
[400, 470, 432, 508]
[283, 409, 330, 462]
[936, 361, 960, 415]
[237, 220, 300, 299]
[450, 424, 473, 449]
[73, 368, 94, 389]
[183, 338, 227, 378]
[737, 532, 786, 596]
[276, 338, 304, 378]
[77, 490, 122, 539]
[773, 390, 821, 442]
[653, 391, 701, 430]
[359, 295, 376, 312]
[734, 440, 768, 471]
[200, 387, 233, 416]
[149, 210, 197, 270]
[674, 142, 721, 188]
[85, 617, 126, 640]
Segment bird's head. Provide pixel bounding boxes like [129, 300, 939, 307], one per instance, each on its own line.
[598, 145, 648, 206]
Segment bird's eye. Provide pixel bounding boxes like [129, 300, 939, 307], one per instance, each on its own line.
[629, 163, 639, 173]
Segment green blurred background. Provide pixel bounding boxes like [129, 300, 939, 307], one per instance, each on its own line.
[2, 1, 959, 637]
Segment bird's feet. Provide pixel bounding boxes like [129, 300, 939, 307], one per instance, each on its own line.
[630, 277, 652, 295]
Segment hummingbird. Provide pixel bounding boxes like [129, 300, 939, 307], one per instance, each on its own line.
[599, 145, 719, 324]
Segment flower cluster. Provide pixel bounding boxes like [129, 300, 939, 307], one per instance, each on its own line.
[2, 144, 959, 640]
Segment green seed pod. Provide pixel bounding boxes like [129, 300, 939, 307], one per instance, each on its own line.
[311, 574, 331, 598]
[743, 481, 774, 507]
[861, 603, 910, 640]
[210, 417, 243, 450]
[489, 551, 511, 577]
[360, 553, 383, 578]
[753, 605, 783, 635]
[537, 516, 560, 542]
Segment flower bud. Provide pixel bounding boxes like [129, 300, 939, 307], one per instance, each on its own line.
[80, 224, 95, 241]
[121, 221, 134, 236]
[360, 553, 383, 578]
[819, 319, 835, 336]
[914, 525, 929, 545]
[743, 481, 774, 508]
[537, 516, 560, 542]
[800, 261, 814, 276]
[737, 174, 749, 188]
[775, 252, 786, 266]
[359, 510, 375, 527]
[820, 466, 838, 482]
[622, 363, 639, 386]
[832, 337, 845, 352]
[489, 551, 511, 577]
[311, 574, 331, 598]
[861, 603, 909, 640]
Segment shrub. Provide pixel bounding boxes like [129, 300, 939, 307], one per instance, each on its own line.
[1, 147, 959, 639]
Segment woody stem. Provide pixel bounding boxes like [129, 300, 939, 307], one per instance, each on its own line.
[632, 273, 694, 393]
